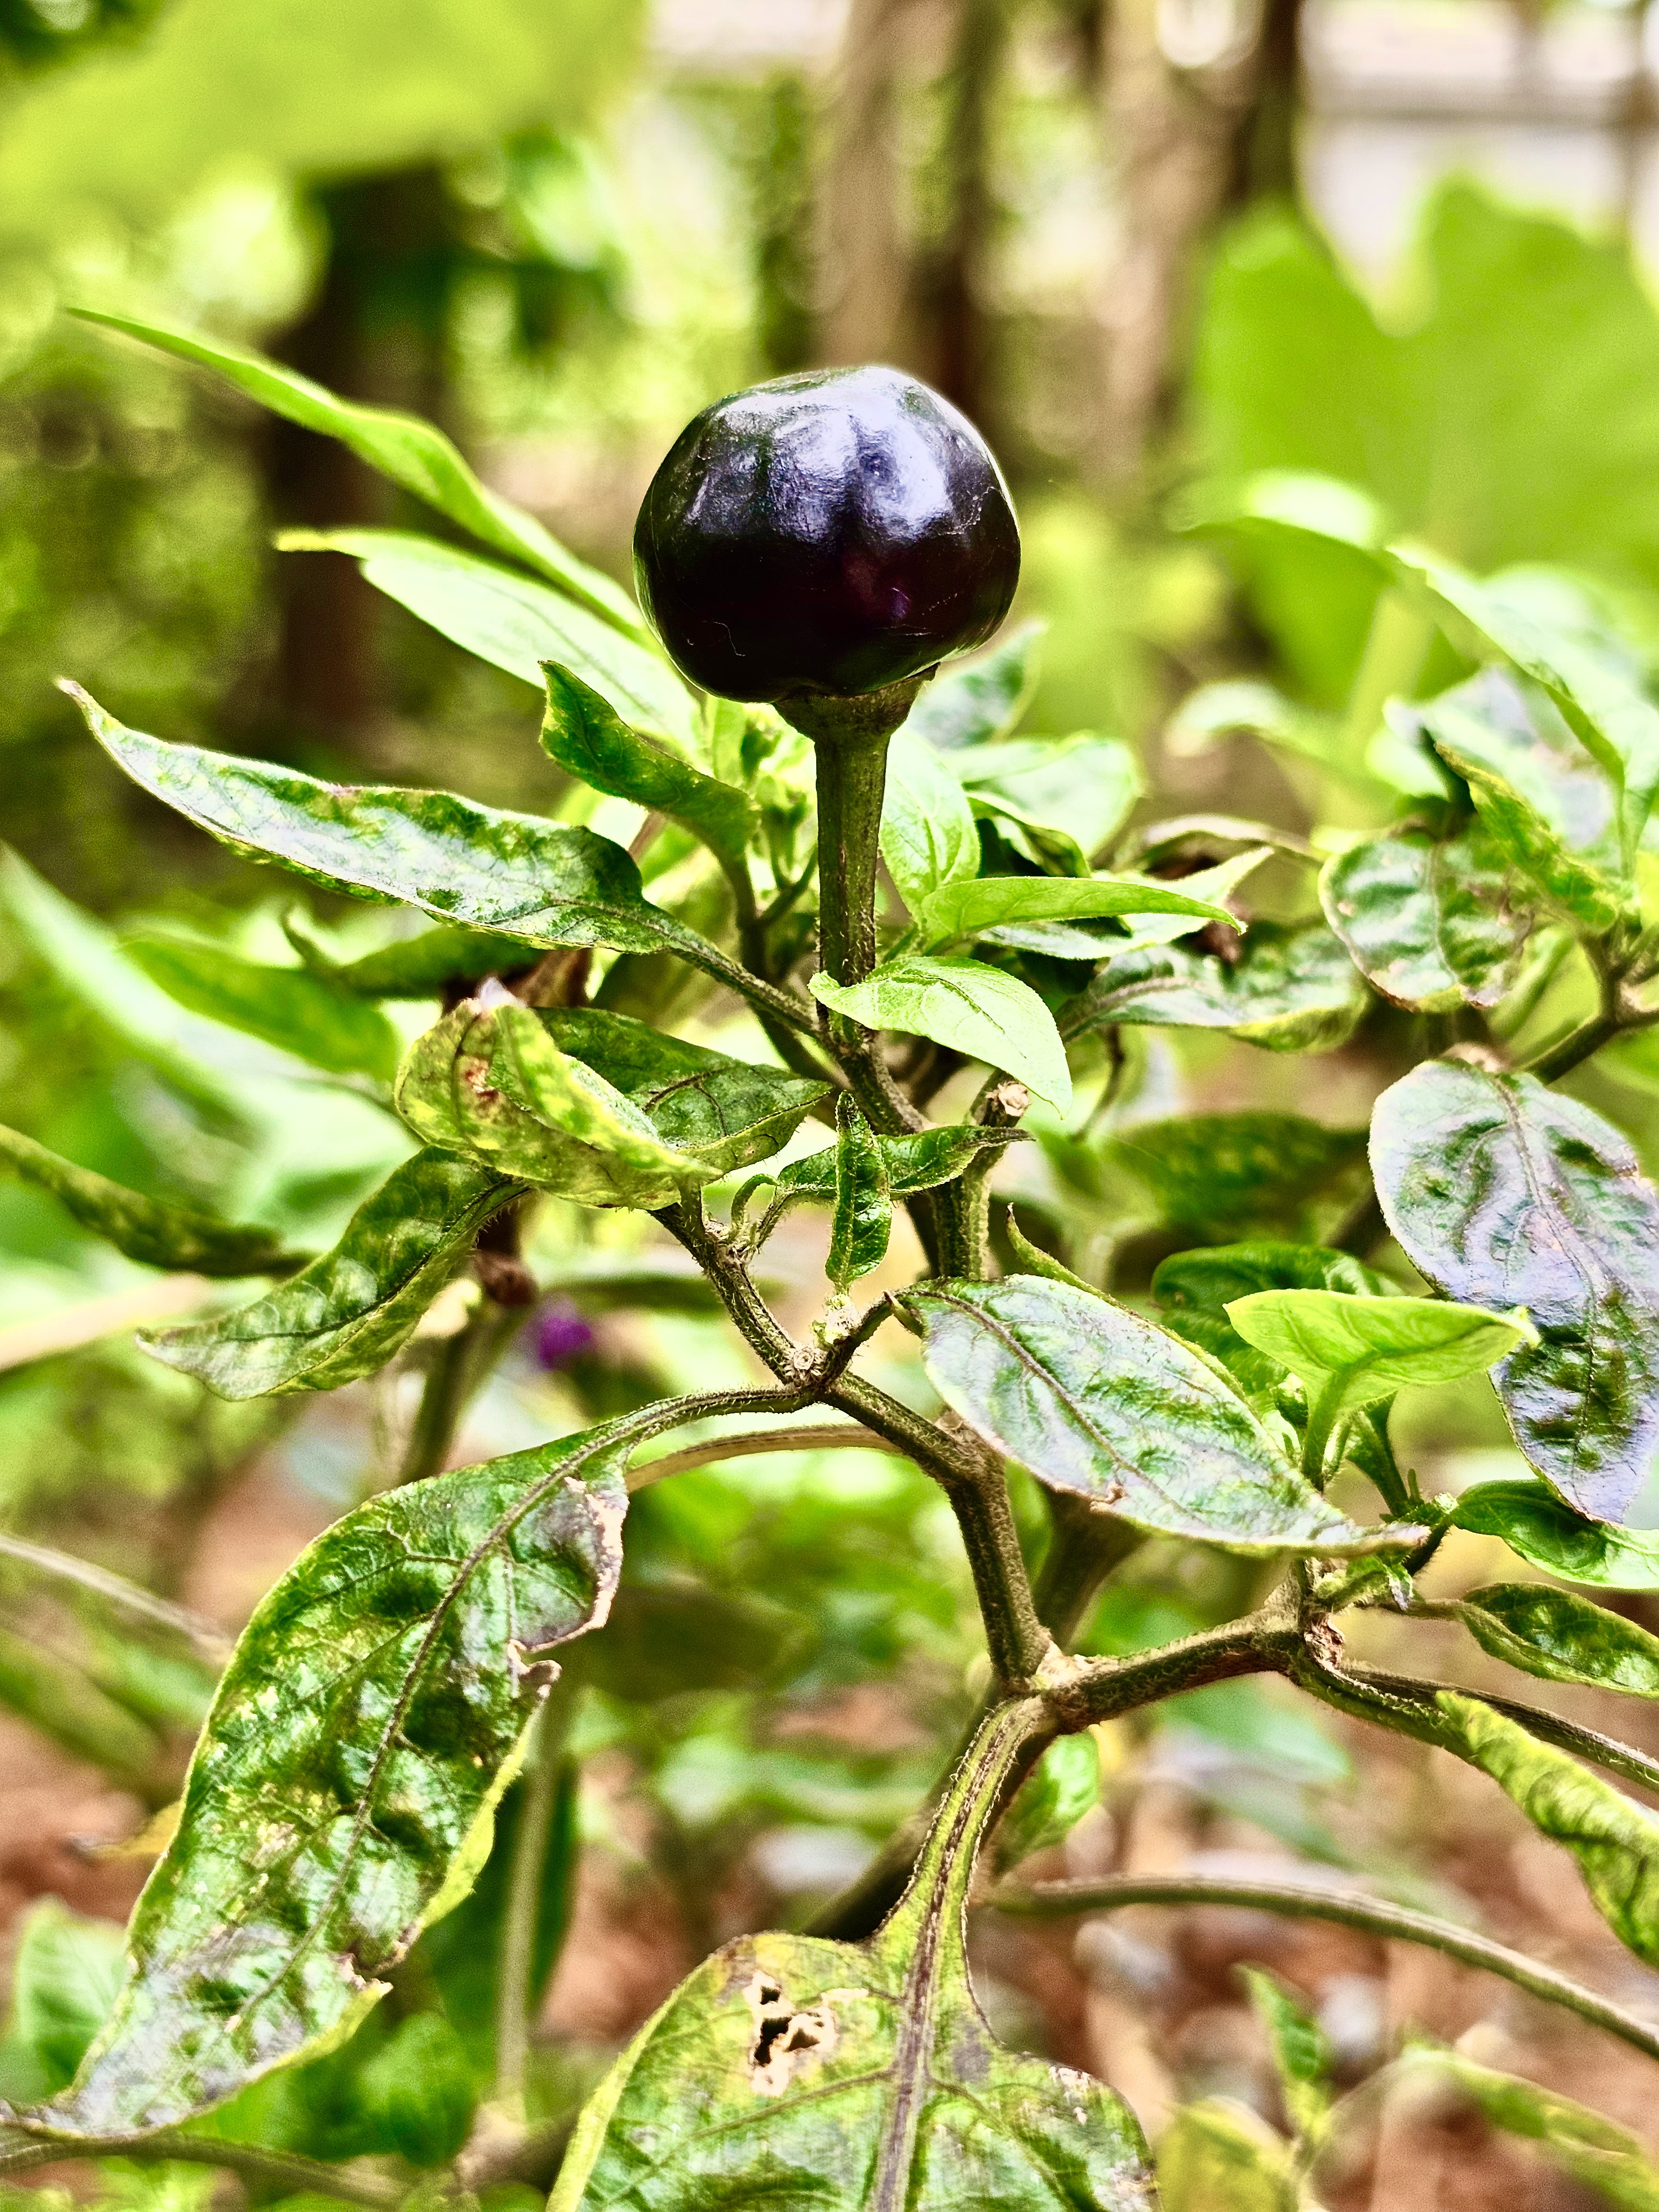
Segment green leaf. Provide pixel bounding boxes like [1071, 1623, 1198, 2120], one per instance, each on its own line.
[139, 1149, 517, 1399]
[811, 958, 1073, 1113]
[291, 917, 538, 999]
[0, 1123, 296, 1279]
[1156, 2099, 1296, 2212]
[1110, 1118, 1370, 1238]
[1451, 1479, 1659, 1589]
[826, 1098, 891, 1291]
[8, 1901, 126, 2096]
[765, 1124, 1026, 1209]
[355, 2013, 476, 2168]
[912, 870, 1237, 954]
[1238, 1967, 1332, 2142]
[1395, 2047, 1659, 2212]
[1371, 1058, 1659, 1520]
[1320, 825, 1532, 1012]
[0, 846, 255, 1127]
[0, 1623, 160, 1783]
[1225, 1289, 1536, 1413]
[541, 663, 756, 868]
[1448, 1583, 1659, 1697]
[879, 731, 981, 910]
[64, 686, 742, 987]
[994, 1731, 1101, 1871]
[1390, 544, 1659, 851]
[395, 996, 718, 1207]
[900, 1275, 1394, 1552]
[127, 936, 401, 1083]
[956, 734, 1142, 877]
[1065, 922, 1368, 1052]
[541, 1008, 827, 1176]
[579, 1579, 808, 1702]
[1434, 1689, 1659, 1967]
[44, 1422, 633, 2136]
[1154, 1241, 1395, 1312]
[549, 1699, 1154, 2212]
[284, 527, 693, 747]
[1417, 676, 1637, 935]
[900, 620, 1045, 749]
[76, 310, 644, 638]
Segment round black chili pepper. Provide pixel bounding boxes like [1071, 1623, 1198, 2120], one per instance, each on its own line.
[633, 365, 1020, 704]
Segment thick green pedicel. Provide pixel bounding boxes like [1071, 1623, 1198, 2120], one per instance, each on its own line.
[902, 1275, 1402, 1554]
[48, 1425, 634, 2135]
[551, 1700, 1155, 2212]
[1371, 1058, 1659, 1521]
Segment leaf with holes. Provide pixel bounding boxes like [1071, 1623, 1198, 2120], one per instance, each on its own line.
[285, 528, 693, 747]
[827, 1098, 891, 1290]
[1371, 1059, 1659, 1520]
[395, 997, 719, 1207]
[1446, 1584, 1659, 1697]
[0, 1123, 298, 1279]
[1065, 922, 1368, 1052]
[1434, 1691, 1659, 1968]
[139, 1150, 518, 1399]
[77, 310, 643, 637]
[127, 936, 401, 1083]
[811, 959, 1072, 1113]
[1320, 825, 1532, 1011]
[549, 1702, 1155, 2212]
[65, 686, 745, 990]
[39, 1422, 633, 2136]
[541, 664, 755, 867]
[1225, 1290, 1535, 1413]
[901, 1275, 1395, 1552]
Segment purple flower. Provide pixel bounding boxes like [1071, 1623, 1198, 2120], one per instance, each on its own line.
[532, 1300, 596, 1371]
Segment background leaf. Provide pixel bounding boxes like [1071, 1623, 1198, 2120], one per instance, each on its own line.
[45, 1423, 631, 2135]
[912, 870, 1234, 953]
[954, 733, 1141, 878]
[127, 936, 401, 1083]
[1371, 1060, 1659, 1520]
[1110, 1117, 1369, 1240]
[812, 959, 1072, 1112]
[140, 1149, 517, 1397]
[903, 1275, 1390, 1552]
[900, 622, 1045, 749]
[1238, 1966, 1332, 2142]
[1452, 1480, 1659, 1589]
[1395, 2047, 1659, 2212]
[6, 1901, 126, 2098]
[1156, 2099, 1296, 2212]
[0, 1123, 297, 1279]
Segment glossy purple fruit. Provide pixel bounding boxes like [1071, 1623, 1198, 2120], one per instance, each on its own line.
[633, 366, 1020, 703]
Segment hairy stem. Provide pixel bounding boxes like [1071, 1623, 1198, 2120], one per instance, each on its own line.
[995, 1874, 1659, 2063]
[626, 1420, 906, 1491]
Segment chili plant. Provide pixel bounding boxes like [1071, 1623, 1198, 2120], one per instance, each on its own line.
[2, 310, 1659, 2209]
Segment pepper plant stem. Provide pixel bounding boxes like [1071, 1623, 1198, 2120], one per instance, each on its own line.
[494, 1684, 572, 2112]
[0, 2133, 403, 2206]
[995, 1875, 1659, 2064]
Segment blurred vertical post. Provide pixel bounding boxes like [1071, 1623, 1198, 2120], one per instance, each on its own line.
[818, 0, 915, 368]
[932, 0, 1010, 427]
[1095, 0, 1305, 483]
